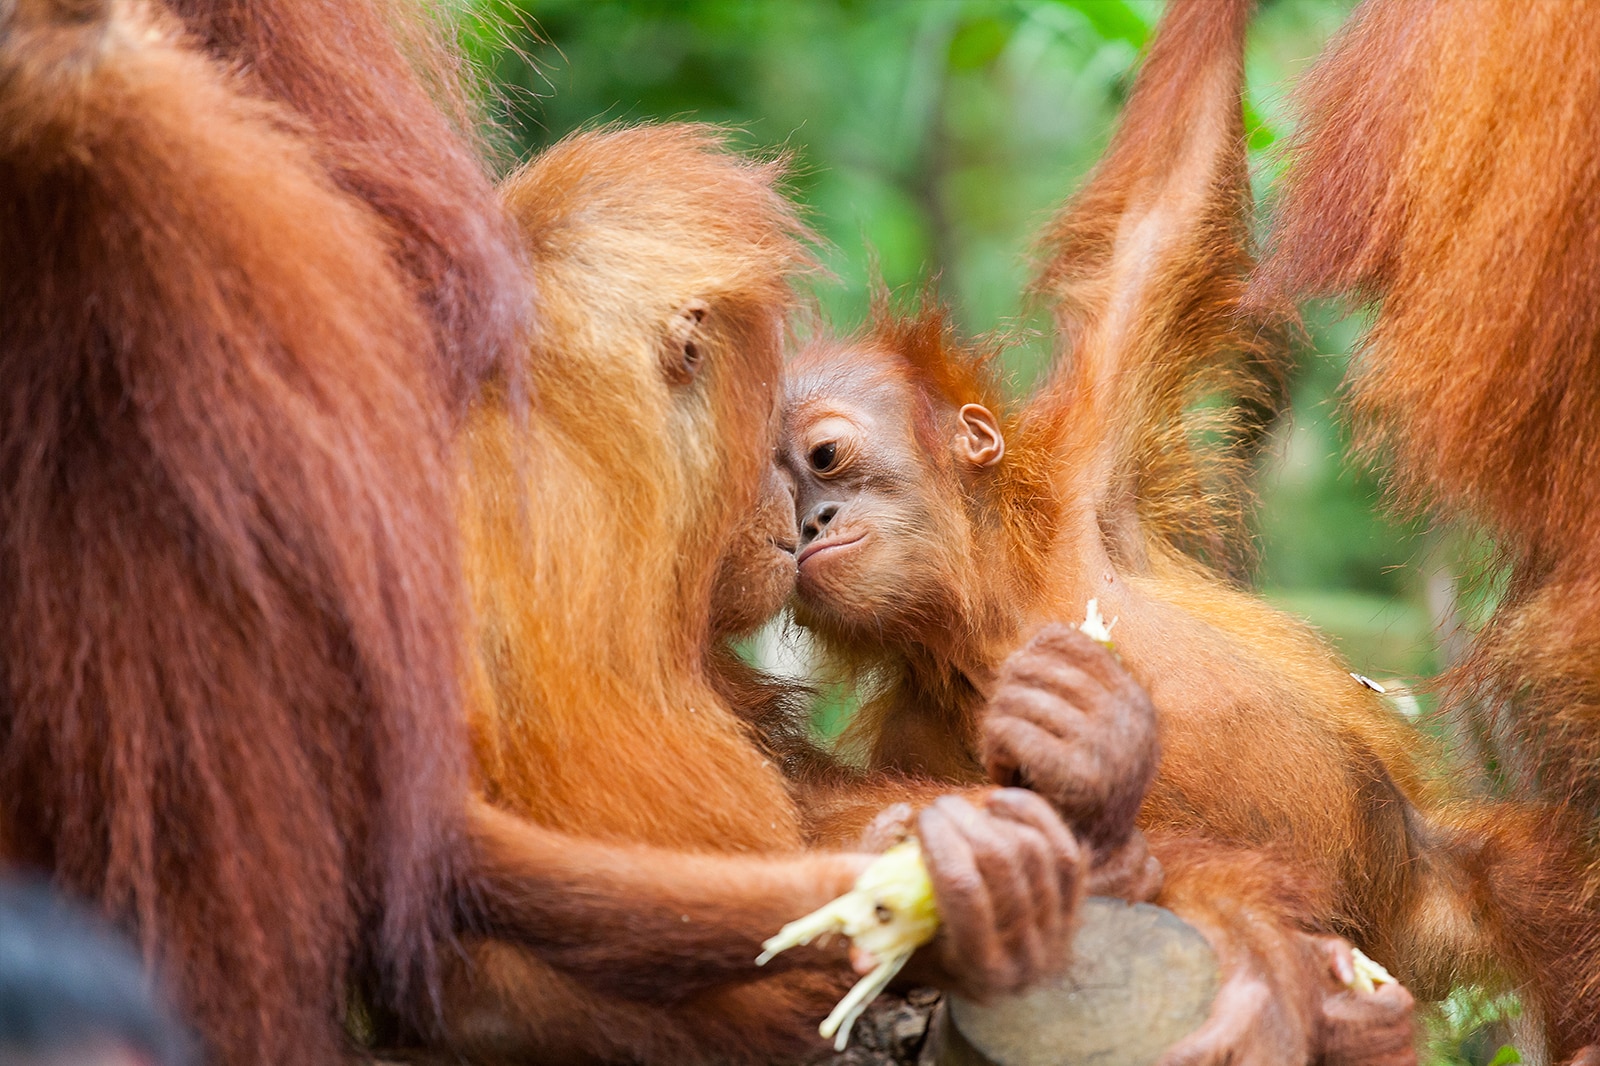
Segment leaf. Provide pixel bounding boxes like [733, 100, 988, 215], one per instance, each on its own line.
[1488, 1046, 1523, 1066]
[1048, 0, 1153, 48]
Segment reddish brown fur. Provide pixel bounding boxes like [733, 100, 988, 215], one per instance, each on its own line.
[782, 0, 1600, 1058]
[462, 127, 812, 850]
[1255, 0, 1600, 1052]
[435, 126, 1092, 1065]
[1256, 0, 1600, 820]
[166, 0, 527, 408]
[0, 1, 527, 1063]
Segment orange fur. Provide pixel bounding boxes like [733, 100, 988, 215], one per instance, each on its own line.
[784, 0, 1600, 1056]
[465, 127, 811, 852]
[0, 1, 528, 1063]
[1254, 0, 1600, 1052]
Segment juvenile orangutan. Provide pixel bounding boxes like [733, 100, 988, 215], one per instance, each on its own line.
[782, 0, 1599, 1059]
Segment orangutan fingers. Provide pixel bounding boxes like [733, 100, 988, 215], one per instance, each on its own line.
[980, 729, 1026, 790]
[856, 801, 916, 852]
[981, 715, 1114, 811]
[1084, 829, 1163, 901]
[990, 821, 1058, 978]
[1013, 623, 1125, 690]
[1320, 981, 1417, 1066]
[984, 788, 1085, 896]
[1154, 972, 1281, 1066]
[984, 789, 1084, 960]
[934, 797, 1035, 942]
[1319, 934, 1358, 987]
[984, 686, 1092, 749]
[994, 656, 1104, 713]
[1003, 626, 1160, 750]
[917, 800, 1008, 992]
[980, 715, 1068, 795]
[986, 680, 1149, 772]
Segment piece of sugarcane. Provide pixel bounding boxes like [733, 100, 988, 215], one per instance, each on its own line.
[756, 840, 939, 1050]
[758, 602, 1123, 1049]
[1347, 947, 1397, 995]
[1080, 597, 1116, 649]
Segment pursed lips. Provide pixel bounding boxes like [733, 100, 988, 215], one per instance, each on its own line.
[797, 531, 865, 567]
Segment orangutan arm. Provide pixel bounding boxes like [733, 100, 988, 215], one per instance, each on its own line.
[459, 787, 1086, 1005]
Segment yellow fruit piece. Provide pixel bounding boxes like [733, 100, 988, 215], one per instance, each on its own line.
[1348, 947, 1396, 995]
[756, 840, 940, 1050]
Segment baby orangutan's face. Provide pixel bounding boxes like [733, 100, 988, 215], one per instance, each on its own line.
[780, 348, 1003, 649]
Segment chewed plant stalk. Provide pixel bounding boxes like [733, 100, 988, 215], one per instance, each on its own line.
[756, 840, 939, 1050]
[1348, 947, 1396, 995]
[1080, 598, 1117, 649]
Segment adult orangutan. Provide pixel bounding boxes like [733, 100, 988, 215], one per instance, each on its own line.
[1253, 0, 1600, 1059]
[779, 0, 1600, 1059]
[0, 0, 524, 1063]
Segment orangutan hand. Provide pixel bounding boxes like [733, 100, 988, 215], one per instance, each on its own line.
[1158, 929, 1416, 1066]
[981, 623, 1160, 874]
[906, 789, 1087, 1002]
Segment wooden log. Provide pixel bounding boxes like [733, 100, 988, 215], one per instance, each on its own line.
[932, 898, 1218, 1066]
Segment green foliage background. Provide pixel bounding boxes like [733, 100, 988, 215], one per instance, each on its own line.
[456, 2, 1515, 1059]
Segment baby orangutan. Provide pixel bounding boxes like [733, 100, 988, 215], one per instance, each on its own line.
[778, 0, 1600, 1061]
[783, 311, 1425, 1065]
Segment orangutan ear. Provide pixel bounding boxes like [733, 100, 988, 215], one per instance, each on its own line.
[659, 299, 711, 386]
[954, 403, 1005, 469]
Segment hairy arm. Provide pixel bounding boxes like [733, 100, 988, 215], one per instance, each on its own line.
[459, 789, 1086, 1006]
[1150, 838, 1416, 1066]
[458, 799, 863, 1000]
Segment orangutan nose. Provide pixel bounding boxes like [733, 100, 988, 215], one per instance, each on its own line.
[800, 502, 840, 546]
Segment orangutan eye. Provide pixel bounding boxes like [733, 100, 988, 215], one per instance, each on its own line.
[809, 442, 838, 472]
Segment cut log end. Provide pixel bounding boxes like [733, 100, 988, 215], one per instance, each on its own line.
[936, 898, 1219, 1066]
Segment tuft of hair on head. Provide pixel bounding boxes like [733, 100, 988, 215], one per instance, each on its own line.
[861, 286, 1009, 419]
[1252, 0, 1600, 813]
[502, 123, 816, 321]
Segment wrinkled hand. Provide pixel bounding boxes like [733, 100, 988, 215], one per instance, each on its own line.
[981, 623, 1160, 881]
[1159, 930, 1416, 1066]
[904, 789, 1085, 1003]
[1320, 937, 1416, 1066]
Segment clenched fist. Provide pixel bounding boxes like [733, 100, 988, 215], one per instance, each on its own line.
[981, 623, 1160, 862]
[905, 789, 1087, 1002]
